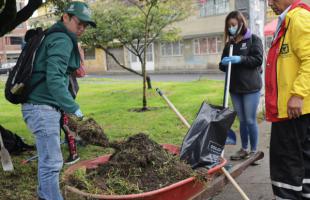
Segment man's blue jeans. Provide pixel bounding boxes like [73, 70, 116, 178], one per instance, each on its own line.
[22, 103, 63, 200]
[230, 91, 260, 152]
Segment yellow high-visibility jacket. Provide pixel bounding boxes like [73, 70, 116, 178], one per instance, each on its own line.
[265, 3, 310, 121]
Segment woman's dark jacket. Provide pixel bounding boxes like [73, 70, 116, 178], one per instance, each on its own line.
[219, 33, 264, 94]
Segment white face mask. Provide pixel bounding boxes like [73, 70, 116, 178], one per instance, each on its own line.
[228, 25, 238, 36]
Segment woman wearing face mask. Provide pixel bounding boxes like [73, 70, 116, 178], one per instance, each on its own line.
[219, 11, 263, 160]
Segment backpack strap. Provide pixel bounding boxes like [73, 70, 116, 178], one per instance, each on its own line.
[30, 28, 80, 93]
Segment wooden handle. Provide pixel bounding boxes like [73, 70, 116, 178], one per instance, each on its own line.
[156, 88, 191, 128]
[221, 167, 250, 200]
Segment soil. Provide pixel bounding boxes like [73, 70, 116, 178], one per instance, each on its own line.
[67, 115, 109, 147]
[67, 133, 199, 195]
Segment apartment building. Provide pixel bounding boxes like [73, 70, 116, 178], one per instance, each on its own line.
[107, 0, 265, 73]
[3, 0, 309, 73]
[0, 0, 27, 66]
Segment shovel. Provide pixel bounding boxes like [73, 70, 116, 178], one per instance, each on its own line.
[156, 87, 249, 200]
[156, 45, 250, 200]
[0, 130, 14, 171]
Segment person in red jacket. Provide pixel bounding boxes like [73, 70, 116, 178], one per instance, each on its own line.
[266, 0, 310, 199]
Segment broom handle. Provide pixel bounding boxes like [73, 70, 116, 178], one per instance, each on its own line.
[224, 44, 234, 108]
[156, 88, 250, 200]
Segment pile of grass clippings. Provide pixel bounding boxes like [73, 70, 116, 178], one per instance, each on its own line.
[67, 133, 199, 195]
[67, 115, 109, 147]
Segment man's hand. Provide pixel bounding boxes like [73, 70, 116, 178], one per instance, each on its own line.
[287, 95, 303, 119]
[74, 109, 83, 119]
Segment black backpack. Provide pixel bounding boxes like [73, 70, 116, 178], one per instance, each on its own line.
[0, 125, 35, 155]
[4, 27, 66, 104]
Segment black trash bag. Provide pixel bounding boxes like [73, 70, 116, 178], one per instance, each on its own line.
[180, 102, 236, 169]
[0, 125, 35, 155]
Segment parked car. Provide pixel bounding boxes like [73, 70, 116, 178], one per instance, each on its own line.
[0, 62, 15, 75]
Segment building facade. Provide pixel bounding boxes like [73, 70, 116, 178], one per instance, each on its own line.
[4, 0, 309, 73]
[107, 0, 266, 73]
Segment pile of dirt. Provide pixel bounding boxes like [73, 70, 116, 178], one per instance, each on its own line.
[67, 133, 198, 195]
[67, 115, 109, 147]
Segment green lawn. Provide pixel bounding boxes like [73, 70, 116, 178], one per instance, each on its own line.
[0, 77, 229, 145]
[0, 77, 231, 199]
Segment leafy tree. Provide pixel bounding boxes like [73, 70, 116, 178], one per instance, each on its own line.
[0, 0, 68, 37]
[82, 0, 191, 110]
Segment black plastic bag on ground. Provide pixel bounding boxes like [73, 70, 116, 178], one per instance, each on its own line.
[0, 125, 35, 154]
[180, 102, 236, 169]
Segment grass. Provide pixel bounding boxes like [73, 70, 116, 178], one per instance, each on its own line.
[0, 77, 232, 199]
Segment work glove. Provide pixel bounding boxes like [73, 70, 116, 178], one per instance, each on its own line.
[221, 56, 241, 65]
[74, 109, 83, 119]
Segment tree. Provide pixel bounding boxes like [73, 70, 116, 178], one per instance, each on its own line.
[81, 0, 191, 111]
[0, 0, 68, 37]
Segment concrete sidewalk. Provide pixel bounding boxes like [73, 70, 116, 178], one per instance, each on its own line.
[212, 120, 274, 200]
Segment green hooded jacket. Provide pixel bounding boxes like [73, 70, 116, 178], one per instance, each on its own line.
[27, 21, 80, 113]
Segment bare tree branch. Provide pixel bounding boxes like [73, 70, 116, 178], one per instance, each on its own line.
[0, 0, 17, 31]
[97, 44, 152, 88]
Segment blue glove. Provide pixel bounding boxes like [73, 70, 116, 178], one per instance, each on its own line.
[74, 109, 83, 118]
[221, 56, 241, 65]
[221, 57, 231, 65]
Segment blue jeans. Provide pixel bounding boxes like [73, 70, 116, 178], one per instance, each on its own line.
[22, 103, 63, 200]
[230, 91, 260, 152]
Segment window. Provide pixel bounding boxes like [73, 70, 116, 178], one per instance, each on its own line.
[160, 41, 183, 56]
[199, 0, 229, 17]
[146, 45, 153, 61]
[7, 54, 20, 63]
[130, 51, 138, 62]
[194, 35, 223, 55]
[84, 48, 96, 60]
[10, 37, 23, 45]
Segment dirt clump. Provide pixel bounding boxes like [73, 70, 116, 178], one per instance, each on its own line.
[67, 133, 198, 195]
[67, 115, 109, 147]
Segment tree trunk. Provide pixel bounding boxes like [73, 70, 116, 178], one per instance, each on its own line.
[141, 59, 147, 110]
[0, 0, 43, 37]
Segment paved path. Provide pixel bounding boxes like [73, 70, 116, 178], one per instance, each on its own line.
[88, 73, 225, 82]
[212, 120, 274, 200]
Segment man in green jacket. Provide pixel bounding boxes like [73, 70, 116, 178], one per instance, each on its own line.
[21, 2, 96, 200]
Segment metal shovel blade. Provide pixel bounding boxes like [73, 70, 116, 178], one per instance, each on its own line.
[0, 132, 14, 171]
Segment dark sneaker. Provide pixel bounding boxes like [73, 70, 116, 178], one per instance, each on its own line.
[64, 154, 80, 165]
[230, 149, 249, 161]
